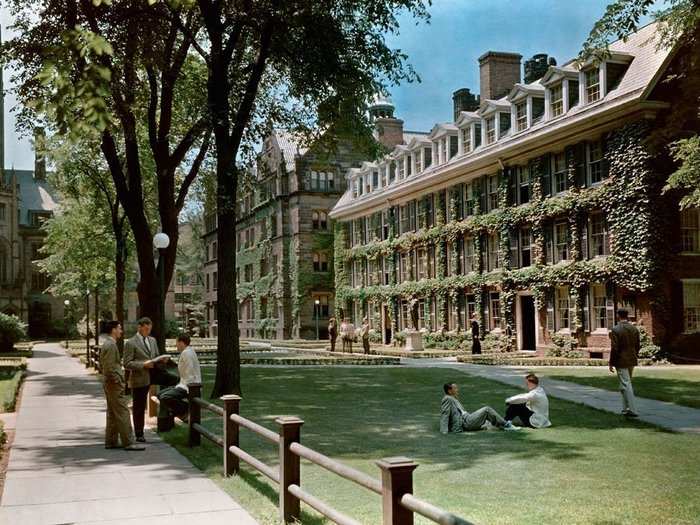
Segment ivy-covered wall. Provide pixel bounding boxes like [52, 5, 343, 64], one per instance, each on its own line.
[334, 121, 672, 349]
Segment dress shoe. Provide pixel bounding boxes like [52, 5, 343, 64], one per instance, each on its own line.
[136, 436, 147, 443]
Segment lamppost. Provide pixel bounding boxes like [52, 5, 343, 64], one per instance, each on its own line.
[153, 232, 170, 354]
[63, 299, 70, 340]
[314, 299, 320, 340]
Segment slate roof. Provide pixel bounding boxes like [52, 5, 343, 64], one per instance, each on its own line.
[11, 169, 59, 227]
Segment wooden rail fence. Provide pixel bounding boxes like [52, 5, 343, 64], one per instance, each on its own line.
[174, 383, 472, 525]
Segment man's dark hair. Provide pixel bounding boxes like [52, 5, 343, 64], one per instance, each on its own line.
[137, 317, 152, 326]
[177, 333, 191, 346]
[443, 383, 455, 394]
[104, 320, 120, 334]
[617, 309, 629, 320]
[525, 373, 539, 385]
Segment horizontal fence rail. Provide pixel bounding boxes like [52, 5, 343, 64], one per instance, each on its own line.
[181, 383, 471, 525]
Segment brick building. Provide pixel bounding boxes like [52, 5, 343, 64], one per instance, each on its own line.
[202, 128, 369, 339]
[330, 23, 700, 360]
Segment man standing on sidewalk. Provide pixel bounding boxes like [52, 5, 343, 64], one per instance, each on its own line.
[101, 321, 145, 450]
[609, 309, 640, 418]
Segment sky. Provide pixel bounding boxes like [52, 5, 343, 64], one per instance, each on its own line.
[0, 1, 659, 169]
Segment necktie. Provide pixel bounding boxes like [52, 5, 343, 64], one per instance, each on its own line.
[143, 336, 150, 354]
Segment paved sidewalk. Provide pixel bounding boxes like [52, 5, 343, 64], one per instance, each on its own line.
[0, 343, 258, 525]
[404, 359, 700, 434]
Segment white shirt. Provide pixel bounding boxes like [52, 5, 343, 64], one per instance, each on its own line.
[506, 386, 552, 428]
[176, 346, 202, 392]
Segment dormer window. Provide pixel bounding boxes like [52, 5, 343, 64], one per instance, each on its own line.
[550, 83, 564, 117]
[423, 147, 432, 169]
[406, 155, 413, 177]
[532, 98, 545, 124]
[585, 68, 600, 103]
[499, 113, 511, 137]
[397, 159, 404, 179]
[515, 102, 527, 131]
[474, 124, 482, 148]
[461, 127, 471, 153]
[486, 117, 496, 144]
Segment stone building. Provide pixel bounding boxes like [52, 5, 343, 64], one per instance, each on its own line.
[202, 127, 373, 339]
[330, 23, 700, 360]
[0, 102, 62, 336]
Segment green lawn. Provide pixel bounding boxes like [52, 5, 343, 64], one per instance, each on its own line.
[529, 366, 700, 409]
[161, 367, 700, 525]
[0, 369, 23, 412]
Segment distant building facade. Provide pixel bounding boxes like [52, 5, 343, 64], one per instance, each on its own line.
[330, 23, 700, 360]
[202, 128, 372, 340]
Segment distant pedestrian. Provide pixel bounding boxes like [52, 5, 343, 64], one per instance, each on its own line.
[609, 309, 640, 418]
[471, 313, 481, 354]
[361, 317, 371, 355]
[100, 321, 144, 451]
[341, 318, 354, 353]
[328, 317, 338, 352]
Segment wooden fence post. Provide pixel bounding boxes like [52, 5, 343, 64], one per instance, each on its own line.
[276, 416, 304, 523]
[187, 383, 202, 447]
[222, 394, 240, 476]
[376, 457, 418, 525]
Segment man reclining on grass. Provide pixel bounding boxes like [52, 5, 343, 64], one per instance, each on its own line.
[440, 382, 519, 433]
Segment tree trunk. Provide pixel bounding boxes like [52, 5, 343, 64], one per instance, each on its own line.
[114, 218, 127, 351]
[211, 154, 240, 397]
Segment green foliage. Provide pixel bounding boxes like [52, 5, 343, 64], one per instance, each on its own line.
[547, 333, 584, 358]
[0, 314, 28, 352]
[481, 331, 512, 353]
[423, 331, 471, 350]
[638, 326, 665, 361]
[664, 136, 700, 209]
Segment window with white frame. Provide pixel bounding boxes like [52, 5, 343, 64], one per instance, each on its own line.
[464, 235, 477, 273]
[487, 233, 500, 271]
[488, 174, 499, 211]
[461, 127, 471, 153]
[591, 283, 614, 331]
[518, 166, 531, 204]
[372, 170, 379, 188]
[546, 295, 555, 332]
[465, 182, 476, 217]
[532, 97, 545, 123]
[588, 141, 605, 185]
[516, 101, 527, 131]
[680, 208, 700, 253]
[553, 152, 567, 193]
[417, 247, 427, 280]
[555, 287, 574, 331]
[423, 147, 432, 169]
[585, 68, 600, 103]
[683, 281, 700, 333]
[489, 292, 501, 330]
[449, 136, 458, 159]
[555, 221, 568, 262]
[520, 227, 532, 267]
[486, 116, 496, 144]
[589, 213, 609, 257]
[550, 83, 564, 117]
[397, 159, 405, 179]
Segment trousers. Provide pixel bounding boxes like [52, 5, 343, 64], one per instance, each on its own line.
[505, 402, 534, 427]
[158, 386, 189, 418]
[617, 367, 637, 413]
[463, 406, 506, 431]
[131, 385, 150, 437]
[104, 381, 134, 447]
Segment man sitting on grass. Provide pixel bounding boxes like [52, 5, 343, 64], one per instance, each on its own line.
[440, 382, 519, 433]
[158, 333, 202, 422]
[505, 373, 551, 428]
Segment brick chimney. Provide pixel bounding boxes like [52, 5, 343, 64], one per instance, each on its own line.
[374, 116, 405, 150]
[33, 127, 46, 181]
[452, 88, 480, 120]
[478, 51, 522, 101]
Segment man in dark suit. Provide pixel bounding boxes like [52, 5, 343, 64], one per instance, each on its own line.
[470, 313, 481, 354]
[124, 317, 176, 442]
[609, 309, 640, 418]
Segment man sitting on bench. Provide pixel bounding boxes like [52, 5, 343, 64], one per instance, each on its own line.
[440, 382, 519, 433]
[158, 333, 201, 422]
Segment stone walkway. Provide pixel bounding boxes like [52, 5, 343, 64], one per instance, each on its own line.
[403, 359, 700, 434]
[0, 343, 258, 525]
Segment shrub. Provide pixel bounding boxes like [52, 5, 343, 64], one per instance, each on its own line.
[368, 329, 382, 344]
[547, 333, 584, 358]
[481, 331, 512, 353]
[638, 326, 665, 362]
[0, 313, 27, 352]
[423, 331, 471, 351]
[393, 331, 406, 347]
